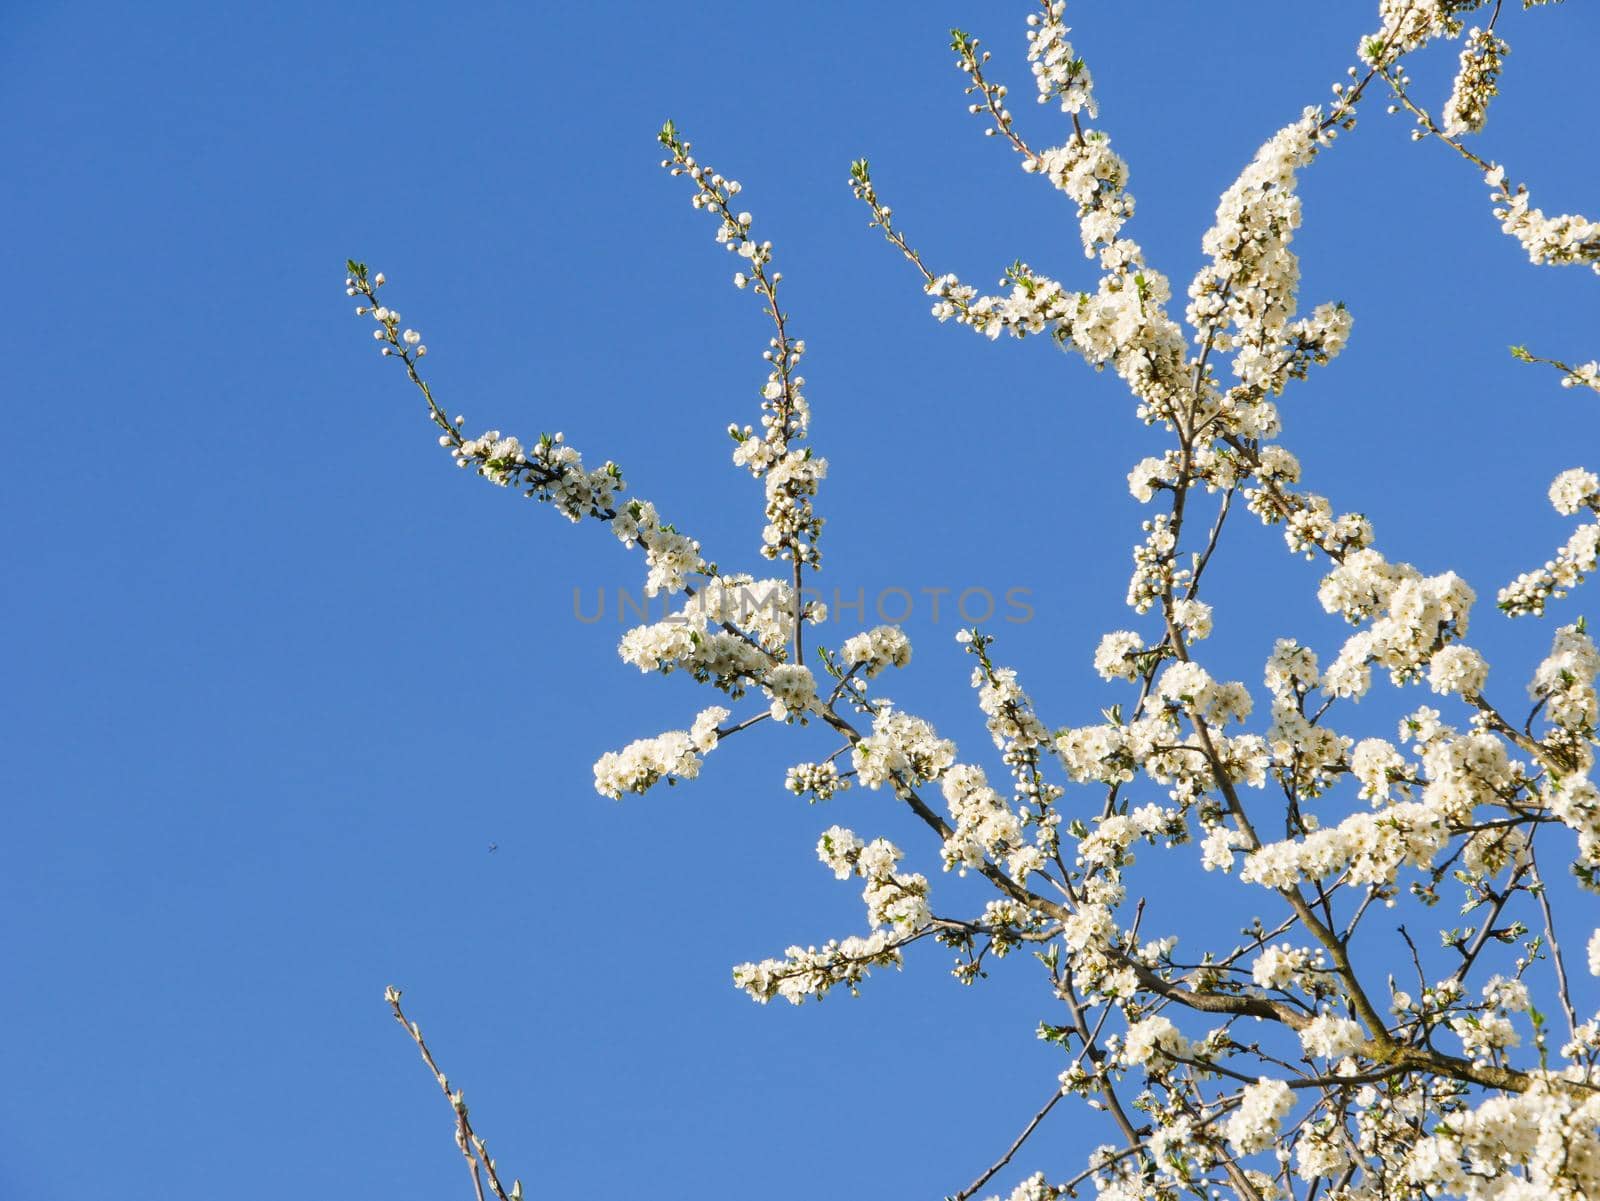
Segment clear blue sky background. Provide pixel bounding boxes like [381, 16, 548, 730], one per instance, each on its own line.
[6, 3, 1600, 1198]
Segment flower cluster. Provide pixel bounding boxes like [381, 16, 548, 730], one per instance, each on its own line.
[1092, 630, 1145, 681]
[731, 931, 901, 1006]
[1500, 469, 1600, 616]
[1188, 110, 1329, 395]
[1528, 623, 1600, 755]
[612, 500, 705, 597]
[1252, 943, 1319, 991]
[591, 706, 730, 799]
[1241, 802, 1449, 888]
[451, 429, 625, 524]
[1486, 165, 1600, 273]
[785, 760, 847, 802]
[1441, 28, 1508, 135]
[1154, 661, 1252, 727]
[841, 625, 912, 678]
[940, 763, 1024, 875]
[1025, 2, 1095, 119]
[1224, 1077, 1294, 1156]
[764, 663, 817, 722]
[1027, 135, 1132, 258]
[1403, 1076, 1600, 1198]
[1122, 1015, 1192, 1068]
[1300, 1012, 1366, 1059]
[851, 708, 956, 791]
[814, 831, 933, 931]
[1559, 360, 1600, 392]
[1360, 0, 1483, 63]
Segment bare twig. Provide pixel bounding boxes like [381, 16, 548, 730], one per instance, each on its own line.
[949, 1085, 1066, 1201]
[385, 987, 521, 1201]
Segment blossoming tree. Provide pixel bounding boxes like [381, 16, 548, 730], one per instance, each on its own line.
[345, 2, 1600, 1198]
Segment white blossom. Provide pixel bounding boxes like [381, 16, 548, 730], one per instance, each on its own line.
[1299, 1012, 1365, 1058]
[841, 625, 912, 678]
[1224, 1078, 1293, 1156]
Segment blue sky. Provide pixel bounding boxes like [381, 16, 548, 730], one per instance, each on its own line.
[6, 2, 1600, 1198]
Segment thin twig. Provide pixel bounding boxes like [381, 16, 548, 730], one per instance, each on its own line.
[1528, 849, 1580, 1039]
[949, 1085, 1066, 1201]
[386, 987, 519, 1201]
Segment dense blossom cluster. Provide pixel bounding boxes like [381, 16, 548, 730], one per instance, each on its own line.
[1486, 166, 1600, 274]
[851, 708, 957, 791]
[1225, 1078, 1295, 1156]
[841, 625, 913, 678]
[730, 930, 901, 1006]
[591, 705, 729, 799]
[1025, 3, 1094, 119]
[1500, 469, 1600, 616]
[611, 500, 705, 597]
[1441, 28, 1507, 135]
[352, 2, 1600, 1198]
